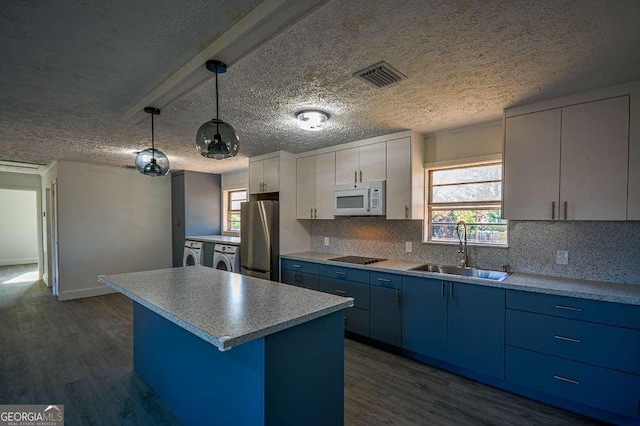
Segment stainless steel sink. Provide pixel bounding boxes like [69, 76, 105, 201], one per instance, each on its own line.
[410, 264, 509, 281]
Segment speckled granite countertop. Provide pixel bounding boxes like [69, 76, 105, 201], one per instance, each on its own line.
[281, 252, 640, 306]
[98, 266, 353, 351]
[185, 235, 241, 245]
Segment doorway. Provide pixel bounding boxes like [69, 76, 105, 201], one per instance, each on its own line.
[0, 188, 41, 284]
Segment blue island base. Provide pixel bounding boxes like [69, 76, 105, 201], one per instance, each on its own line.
[133, 302, 345, 426]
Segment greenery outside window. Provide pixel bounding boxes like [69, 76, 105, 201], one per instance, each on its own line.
[426, 163, 507, 245]
[224, 189, 247, 234]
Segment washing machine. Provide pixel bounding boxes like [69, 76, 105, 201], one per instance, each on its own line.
[213, 244, 240, 273]
[183, 240, 204, 266]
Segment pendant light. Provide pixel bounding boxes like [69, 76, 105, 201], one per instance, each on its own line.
[135, 107, 170, 177]
[195, 60, 239, 160]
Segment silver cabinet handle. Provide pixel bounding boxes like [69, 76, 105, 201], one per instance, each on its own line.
[377, 278, 391, 282]
[441, 281, 445, 298]
[314, 208, 317, 219]
[395, 289, 400, 305]
[359, 170, 363, 182]
[564, 201, 568, 220]
[551, 201, 555, 220]
[335, 289, 347, 295]
[310, 208, 313, 219]
[554, 335, 581, 343]
[335, 271, 347, 276]
[292, 264, 301, 269]
[553, 375, 580, 385]
[555, 305, 582, 312]
[450, 282, 454, 299]
[354, 171, 357, 183]
[405, 205, 409, 219]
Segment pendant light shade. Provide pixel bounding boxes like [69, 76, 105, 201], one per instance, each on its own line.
[195, 60, 239, 160]
[136, 107, 170, 177]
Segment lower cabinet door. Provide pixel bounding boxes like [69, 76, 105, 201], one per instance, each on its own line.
[447, 282, 505, 378]
[281, 270, 297, 286]
[281, 271, 318, 291]
[401, 277, 447, 360]
[345, 307, 369, 337]
[506, 346, 640, 417]
[370, 285, 401, 346]
[317, 277, 370, 309]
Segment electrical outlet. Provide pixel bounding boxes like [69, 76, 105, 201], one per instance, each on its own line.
[324, 237, 329, 246]
[405, 241, 412, 253]
[556, 250, 569, 265]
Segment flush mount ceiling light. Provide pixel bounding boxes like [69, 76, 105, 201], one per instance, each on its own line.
[195, 60, 239, 160]
[135, 107, 170, 177]
[296, 110, 329, 131]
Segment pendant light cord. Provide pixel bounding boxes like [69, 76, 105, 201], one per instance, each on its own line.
[215, 63, 220, 137]
[151, 112, 156, 161]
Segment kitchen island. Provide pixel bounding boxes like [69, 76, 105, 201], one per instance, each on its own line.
[98, 266, 353, 426]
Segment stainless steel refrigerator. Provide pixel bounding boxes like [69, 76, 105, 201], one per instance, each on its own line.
[240, 200, 279, 281]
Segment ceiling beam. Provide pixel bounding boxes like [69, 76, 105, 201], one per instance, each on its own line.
[123, 0, 327, 123]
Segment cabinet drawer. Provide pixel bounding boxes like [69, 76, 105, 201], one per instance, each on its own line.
[281, 259, 319, 275]
[318, 277, 370, 310]
[507, 290, 640, 330]
[345, 307, 369, 337]
[319, 264, 370, 284]
[506, 346, 640, 417]
[507, 309, 640, 375]
[370, 271, 401, 289]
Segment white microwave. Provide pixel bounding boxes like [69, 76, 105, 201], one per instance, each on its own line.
[332, 181, 385, 216]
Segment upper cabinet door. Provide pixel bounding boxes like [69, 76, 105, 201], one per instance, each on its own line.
[314, 152, 336, 219]
[503, 109, 561, 220]
[248, 160, 264, 194]
[359, 142, 386, 183]
[386, 137, 411, 219]
[263, 157, 280, 192]
[560, 96, 629, 220]
[335, 147, 360, 184]
[296, 156, 315, 219]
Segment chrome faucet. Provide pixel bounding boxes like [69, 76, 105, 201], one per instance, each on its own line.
[456, 221, 468, 267]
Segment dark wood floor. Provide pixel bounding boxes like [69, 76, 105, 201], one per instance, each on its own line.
[0, 276, 601, 426]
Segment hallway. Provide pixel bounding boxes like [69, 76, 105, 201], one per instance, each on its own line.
[0, 263, 39, 284]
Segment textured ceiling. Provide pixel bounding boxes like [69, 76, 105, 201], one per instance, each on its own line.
[2, 0, 640, 174]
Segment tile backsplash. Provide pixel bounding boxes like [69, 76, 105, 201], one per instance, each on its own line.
[309, 219, 640, 285]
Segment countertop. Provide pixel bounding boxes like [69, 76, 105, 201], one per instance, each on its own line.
[185, 235, 241, 245]
[98, 266, 353, 351]
[281, 252, 640, 306]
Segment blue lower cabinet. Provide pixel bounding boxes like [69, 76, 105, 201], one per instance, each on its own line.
[401, 277, 447, 360]
[447, 282, 505, 378]
[345, 307, 369, 336]
[281, 270, 319, 291]
[506, 346, 640, 418]
[318, 277, 370, 310]
[369, 285, 402, 346]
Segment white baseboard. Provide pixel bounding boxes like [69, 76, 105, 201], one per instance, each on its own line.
[0, 258, 38, 266]
[58, 286, 117, 301]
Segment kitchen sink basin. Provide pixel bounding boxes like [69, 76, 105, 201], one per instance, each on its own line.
[410, 264, 509, 281]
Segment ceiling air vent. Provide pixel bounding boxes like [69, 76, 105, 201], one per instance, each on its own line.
[354, 61, 406, 88]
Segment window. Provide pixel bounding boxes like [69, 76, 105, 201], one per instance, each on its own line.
[224, 189, 247, 233]
[426, 163, 507, 245]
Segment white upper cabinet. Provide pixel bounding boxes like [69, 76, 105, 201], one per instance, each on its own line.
[560, 96, 629, 220]
[504, 109, 561, 220]
[296, 156, 315, 219]
[249, 155, 281, 194]
[314, 152, 336, 219]
[335, 142, 386, 184]
[504, 92, 632, 221]
[296, 152, 336, 219]
[386, 136, 424, 220]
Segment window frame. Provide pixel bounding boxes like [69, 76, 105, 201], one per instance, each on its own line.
[425, 162, 508, 247]
[223, 188, 247, 236]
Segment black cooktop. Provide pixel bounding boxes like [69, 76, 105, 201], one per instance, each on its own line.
[329, 256, 387, 265]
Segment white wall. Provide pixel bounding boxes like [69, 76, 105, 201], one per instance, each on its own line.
[222, 168, 248, 191]
[0, 189, 39, 266]
[56, 161, 172, 301]
[424, 121, 502, 168]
